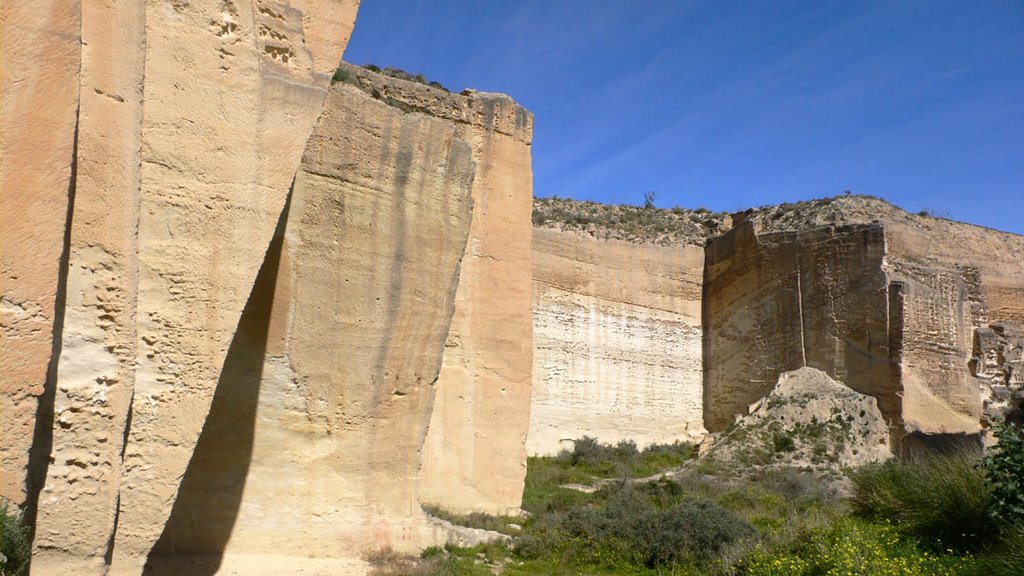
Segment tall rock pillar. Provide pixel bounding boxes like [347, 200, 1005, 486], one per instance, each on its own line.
[420, 94, 535, 514]
[0, 0, 81, 508]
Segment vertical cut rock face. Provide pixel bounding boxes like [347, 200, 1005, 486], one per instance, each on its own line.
[113, 2, 358, 572]
[324, 64, 536, 515]
[149, 80, 475, 566]
[529, 228, 706, 455]
[30, 3, 146, 573]
[421, 100, 534, 515]
[0, 0, 81, 507]
[704, 222, 894, 433]
[12, 1, 360, 574]
[704, 197, 1024, 445]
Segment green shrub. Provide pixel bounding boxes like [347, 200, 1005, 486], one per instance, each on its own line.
[750, 467, 840, 509]
[551, 437, 693, 482]
[367, 543, 500, 576]
[981, 420, 1024, 523]
[332, 67, 354, 84]
[517, 480, 755, 571]
[638, 442, 696, 471]
[849, 454, 994, 552]
[770, 432, 796, 453]
[0, 502, 29, 576]
[645, 499, 756, 566]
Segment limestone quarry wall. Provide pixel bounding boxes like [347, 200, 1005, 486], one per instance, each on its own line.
[704, 207, 1024, 444]
[1, 2, 360, 574]
[419, 97, 534, 515]
[972, 322, 1024, 426]
[882, 217, 1024, 438]
[529, 228, 706, 455]
[703, 222, 896, 433]
[325, 63, 536, 515]
[150, 80, 476, 564]
[0, 0, 81, 508]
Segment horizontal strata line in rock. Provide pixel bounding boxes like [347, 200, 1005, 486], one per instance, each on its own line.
[533, 280, 701, 317]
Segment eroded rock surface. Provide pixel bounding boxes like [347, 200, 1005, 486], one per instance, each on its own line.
[113, 3, 357, 569]
[14, 2, 360, 574]
[30, 4, 146, 572]
[972, 322, 1024, 426]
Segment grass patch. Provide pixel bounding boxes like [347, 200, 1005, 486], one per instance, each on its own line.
[849, 454, 994, 552]
[517, 480, 755, 572]
[367, 543, 499, 576]
[421, 505, 523, 536]
[741, 516, 973, 576]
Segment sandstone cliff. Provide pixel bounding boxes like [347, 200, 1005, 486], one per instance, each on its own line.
[6, 4, 1023, 573]
[530, 227, 706, 454]
[972, 322, 1024, 428]
[2, 10, 545, 567]
[2, 1, 359, 574]
[0, 0, 82, 509]
[704, 196, 1024, 449]
[149, 76, 476, 569]
[528, 199, 721, 455]
[325, 63, 537, 515]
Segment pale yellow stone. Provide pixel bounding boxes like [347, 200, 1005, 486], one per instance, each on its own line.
[529, 228, 706, 455]
[3, 1, 360, 574]
[30, 3, 146, 572]
[416, 91, 534, 516]
[0, 0, 81, 506]
[311, 63, 537, 516]
[148, 80, 475, 565]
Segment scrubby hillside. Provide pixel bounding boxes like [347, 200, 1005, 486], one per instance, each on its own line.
[532, 197, 728, 246]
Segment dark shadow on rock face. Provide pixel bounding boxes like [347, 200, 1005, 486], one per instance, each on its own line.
[143, 194, 290, 575]
[26, 122, 78, 543]
[900, 431, 984, 458]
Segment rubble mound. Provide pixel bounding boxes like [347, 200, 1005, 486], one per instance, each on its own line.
[704, 368, 891, 472]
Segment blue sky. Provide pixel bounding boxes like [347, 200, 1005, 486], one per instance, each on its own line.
[345, 1, 1024, 234]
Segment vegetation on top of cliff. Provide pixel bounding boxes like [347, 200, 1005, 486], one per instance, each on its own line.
[742, 192, 1001, 235]
[369, 65, 451, 92]
[532, 196, 728, 246]
[333, 63, 451, 92]
[535, 192, 1015, 248]
[332, 63, 458, 117]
